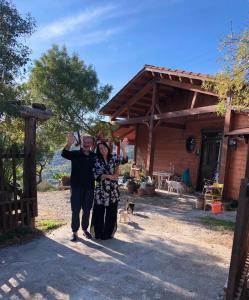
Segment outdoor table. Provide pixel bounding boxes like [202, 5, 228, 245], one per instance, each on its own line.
[153, 171, 174, 189]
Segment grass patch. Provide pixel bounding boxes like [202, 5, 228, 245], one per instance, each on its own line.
[0, 219, 65, 248]
[37, 219, 65, 231]
[199, 216, 235, 231]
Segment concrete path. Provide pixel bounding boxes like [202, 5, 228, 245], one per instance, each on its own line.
[0, 202, 233, 300]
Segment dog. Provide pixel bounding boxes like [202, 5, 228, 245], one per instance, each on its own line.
[166, 179, 185, 195]
[118, 208, 130, 223]
[125, 199, 135, 214]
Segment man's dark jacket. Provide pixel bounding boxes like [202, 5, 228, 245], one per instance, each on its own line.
[61, 149, 96, 189]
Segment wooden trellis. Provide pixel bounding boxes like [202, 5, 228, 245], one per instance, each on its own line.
[0, 105, 52, 233]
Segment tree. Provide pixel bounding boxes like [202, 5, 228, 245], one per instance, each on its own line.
[28, 45, 112, 140]
[204, 30, 249, 114]
[0, 0, 35, 113]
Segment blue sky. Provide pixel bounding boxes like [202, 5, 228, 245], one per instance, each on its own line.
[15, 0, 249, 96]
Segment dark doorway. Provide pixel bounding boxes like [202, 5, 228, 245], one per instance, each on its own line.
[197, 131, 222, 191]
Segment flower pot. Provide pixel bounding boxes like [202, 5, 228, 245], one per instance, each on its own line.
[61, 176, 70, 186]
[196, 196, 204, 210]
[127, 182, 137, 194]
[137, 188, 146, 196]
[145, 186, 155, 196]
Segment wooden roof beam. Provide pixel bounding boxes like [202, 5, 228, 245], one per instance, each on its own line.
[111, 105, 217, 125]
[160, 122, 186, 129]
[110, 81, 153, 120]
[156, 78, 217, 97]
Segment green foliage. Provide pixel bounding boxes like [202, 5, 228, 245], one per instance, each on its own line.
[199, 216, 235, 231]
[37, 219, 65, 231]
[203, 30, 249, 114]
[119, 161, 133, 176]
[37, 180, 56, 192]
[0, 0, 35, 114]
[28, 45, 112, 134]
[52, 172, 70, 180]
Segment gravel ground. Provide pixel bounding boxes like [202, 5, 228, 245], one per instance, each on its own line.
[0, 190, 236, 300]
[37, 189, 235, 249]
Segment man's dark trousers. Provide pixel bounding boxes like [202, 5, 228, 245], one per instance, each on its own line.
[70, 188, 94, 232]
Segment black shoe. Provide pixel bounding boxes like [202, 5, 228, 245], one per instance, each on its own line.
[70, 233, 78, 242]
[101, 236, 112, 240]
[83, 230, 92, 239]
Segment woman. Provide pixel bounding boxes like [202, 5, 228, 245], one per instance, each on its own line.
[90, 140, 128, 240]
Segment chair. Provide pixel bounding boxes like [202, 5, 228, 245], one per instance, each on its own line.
[203, 183, 224, 211]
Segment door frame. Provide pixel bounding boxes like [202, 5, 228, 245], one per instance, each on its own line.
[197, 129, 223, 191]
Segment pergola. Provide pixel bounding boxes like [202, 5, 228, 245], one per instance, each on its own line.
[0, 104, 52, 232]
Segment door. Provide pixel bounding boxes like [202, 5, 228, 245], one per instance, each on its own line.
[197, 131, 222, 191]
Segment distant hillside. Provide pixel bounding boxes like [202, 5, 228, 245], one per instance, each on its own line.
[43, 145, 134, 184]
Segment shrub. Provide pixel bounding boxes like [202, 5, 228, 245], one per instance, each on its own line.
[37, 180, 56, 192]
[119, 161, 133, 176]
[52, 172, 70, 180]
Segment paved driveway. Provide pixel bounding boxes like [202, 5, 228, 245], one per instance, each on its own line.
[0, 194, 234, 300]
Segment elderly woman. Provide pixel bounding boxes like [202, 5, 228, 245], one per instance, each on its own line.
[90, 139, 128, 240]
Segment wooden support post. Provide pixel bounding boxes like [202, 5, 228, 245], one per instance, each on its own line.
[23, 117, 37, 223]
[116, 143, 120, 155]
[146, 83, 157, 176]
[226, 178, 249, 300]
[134, 125, 139, 164]
[219, 105, 233, 196]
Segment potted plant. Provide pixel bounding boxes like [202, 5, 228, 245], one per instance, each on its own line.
[145, 178, 156, 196]
[126, 176, 139, 194]
[137, 175, 149, 196]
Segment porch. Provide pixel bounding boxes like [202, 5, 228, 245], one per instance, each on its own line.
[100, 65, 249, 201]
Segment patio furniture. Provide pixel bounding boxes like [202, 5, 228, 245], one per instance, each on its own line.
[153, 171, 174, 189]
[203, 183, 224, 211]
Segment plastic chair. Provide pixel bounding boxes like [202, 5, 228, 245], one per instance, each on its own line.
[204, 183, 224, 211]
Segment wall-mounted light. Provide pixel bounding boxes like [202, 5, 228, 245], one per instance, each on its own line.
[228, 137, 237, 149]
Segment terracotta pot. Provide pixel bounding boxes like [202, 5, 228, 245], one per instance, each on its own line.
[61, 176, 70, 186]
[127, 182, 137, 194]
[196, 197, 204, 209]
[137, 188, 146, 196]
[145, 186, 155, 196]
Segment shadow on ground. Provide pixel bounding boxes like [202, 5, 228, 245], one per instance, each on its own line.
[0, 225, 227, 300]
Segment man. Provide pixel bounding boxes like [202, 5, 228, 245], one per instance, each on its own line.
[61, 132, 96, 241]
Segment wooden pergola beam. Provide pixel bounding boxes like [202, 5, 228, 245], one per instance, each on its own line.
[110, 82, 153, 119]
[20, 107, 53, 121]
[156, 78, 217, 97]
[111, 105, 217, 125]
[190, 91, 198, 109]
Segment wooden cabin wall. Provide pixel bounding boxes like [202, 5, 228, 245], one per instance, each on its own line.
[226, 113, 249, 200]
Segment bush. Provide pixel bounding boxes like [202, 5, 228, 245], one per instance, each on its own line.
[37, 180, 56, 192]
[119, 161, 133, 176]
[52, 172, 70, 180]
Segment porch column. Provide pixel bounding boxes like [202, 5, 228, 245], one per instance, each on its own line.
[134, 125, 139, 164]
[146, 82, 157, 176]
[219, 104, 233, 197]
[23, 117, 37, 199]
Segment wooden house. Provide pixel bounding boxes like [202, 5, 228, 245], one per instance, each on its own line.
[100, 65, 249, 201]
